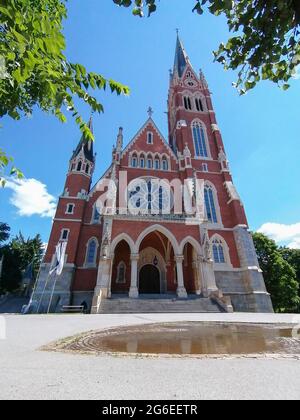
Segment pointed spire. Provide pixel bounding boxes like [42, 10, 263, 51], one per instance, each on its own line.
[173, 32, 191, 78]
[72, 116, 95, 163]
[116, 127, 123, 151]
[199, 68, 208, 88]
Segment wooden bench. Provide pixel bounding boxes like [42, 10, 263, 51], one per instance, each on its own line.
[61, 305, 85, 314]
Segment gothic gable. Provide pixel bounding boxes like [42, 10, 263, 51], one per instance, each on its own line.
[121, 119, 178, 164]
[181, 66, 199, 89]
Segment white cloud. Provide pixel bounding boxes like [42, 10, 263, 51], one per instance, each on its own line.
[5, 178, 57, 218]
[258, 222, 300, 249]
[293, 65, 300, 80]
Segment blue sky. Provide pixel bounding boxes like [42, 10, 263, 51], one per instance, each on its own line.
[1, 0, 300, 247]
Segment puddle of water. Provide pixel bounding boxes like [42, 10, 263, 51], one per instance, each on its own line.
[46, 322, 300, 357]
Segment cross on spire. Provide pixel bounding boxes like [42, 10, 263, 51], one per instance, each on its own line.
[147, 106, 154, 119]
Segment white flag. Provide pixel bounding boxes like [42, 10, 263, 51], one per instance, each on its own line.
[49, 242, 67, 276]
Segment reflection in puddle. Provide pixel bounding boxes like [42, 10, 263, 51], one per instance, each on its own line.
[46, 322, 300, 357]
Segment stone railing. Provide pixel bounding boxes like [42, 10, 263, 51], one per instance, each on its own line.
[113, 210, 201, 223]
[210, 290, 234, 313]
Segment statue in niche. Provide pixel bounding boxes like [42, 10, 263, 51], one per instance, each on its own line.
[101, 237, 109, 259]
[183, 143, 191, 158]
[101, 220, 112, 258]
[202, 230, 212, 262]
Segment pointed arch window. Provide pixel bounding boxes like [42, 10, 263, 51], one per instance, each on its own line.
[154, 158, 160, 170]
[204, 185, 218, 223]
[86, 239, 98, 266]
[212, 239, 226, 264]
[184, 96, 192, 111]
[147, 132, 154, 145]
[77, 161, 82, 171]
[195, 98, 204, 112]
[162, 159, 168, 171]
[116, 262, 126, 284]
[140, 156, 145, 168]
[147, 157, 153, 169]
[131, 154, 138, 168]
[85, 164, 90, 174]
[192, 122, 208, 158]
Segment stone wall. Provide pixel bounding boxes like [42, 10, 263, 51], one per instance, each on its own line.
[215, 270, 273, 313]
[31, 263, 74, 313]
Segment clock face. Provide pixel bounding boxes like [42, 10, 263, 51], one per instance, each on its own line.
[127, 178, 172, 215]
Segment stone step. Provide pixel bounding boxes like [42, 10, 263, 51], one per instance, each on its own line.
[98, 297, 223, 314]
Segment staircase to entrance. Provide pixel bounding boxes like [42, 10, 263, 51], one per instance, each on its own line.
[98, 294, 224, 314]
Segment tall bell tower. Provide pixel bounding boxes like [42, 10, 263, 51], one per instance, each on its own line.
[168, 34, 223, 161]
[167, 34, 273, 312]
[167, 34, 249, 227]
[32, 118, 96, 312]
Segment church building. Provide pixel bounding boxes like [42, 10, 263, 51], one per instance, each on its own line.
[33, 36, 273, 314]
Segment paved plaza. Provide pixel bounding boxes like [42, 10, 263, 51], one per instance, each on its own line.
[0, 313, 300, 400]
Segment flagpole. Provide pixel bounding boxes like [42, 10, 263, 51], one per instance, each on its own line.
[37, 270, 52, 314]
[30, 255, 41, 304]
[37, 245, 60, 313]
[46, 240, 67, 314]
[36, 245, 54, 314]
[37, 241, 60, 313]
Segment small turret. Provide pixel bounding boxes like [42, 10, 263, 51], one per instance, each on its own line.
[71, 117, 95, 164]
[69, 117, 95, 178]
[64, 117, 96, 198]
[116, 127, 123, 152]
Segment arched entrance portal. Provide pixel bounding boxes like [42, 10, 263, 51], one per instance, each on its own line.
[139, 265, 160, 294]
[136, 227, 180, 295]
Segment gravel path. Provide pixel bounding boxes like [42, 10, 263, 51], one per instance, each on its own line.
[0, 313, 300, 400]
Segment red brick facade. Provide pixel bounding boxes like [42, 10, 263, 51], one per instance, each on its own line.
[38, 36, 273, 313]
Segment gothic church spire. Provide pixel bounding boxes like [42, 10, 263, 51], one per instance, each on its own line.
[72, 116, 95, 163]
[173, 33, 192, 78]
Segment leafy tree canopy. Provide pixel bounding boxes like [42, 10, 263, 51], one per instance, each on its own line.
[0, 221, 10, 244]
[0, 0, 129, 182]
[10, 232, 44, 274]
[114, 0, 300, 93]
[0, 245, 22, 292]
[0, 148, 23, 186]
[253, 232, 300, 313]
[280, 247, 300, 311]
[0, 230, 44, 293]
